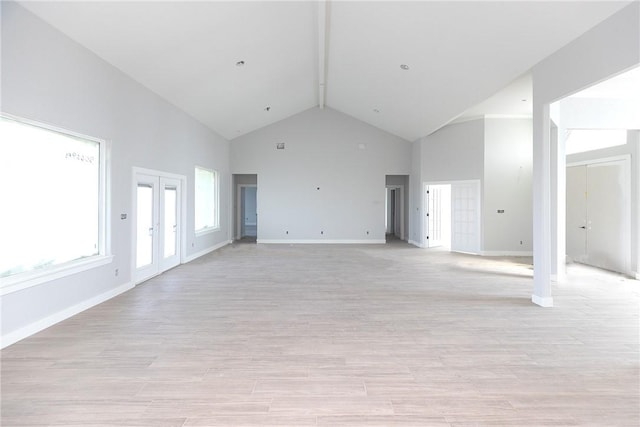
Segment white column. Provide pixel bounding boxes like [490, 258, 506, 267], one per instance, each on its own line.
[532, 102, 553, 307]
[554, 126, 567, 283]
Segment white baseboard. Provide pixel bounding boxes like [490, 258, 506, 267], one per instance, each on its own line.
[408, 239, 426, 248]
[183, 240, 231, 263]
[1, 281, 134, 349]
[481, 251, 534, 257]
[257, 239, 386, 244]
[531, 294, 554, 308]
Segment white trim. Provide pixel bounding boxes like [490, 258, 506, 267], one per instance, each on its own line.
[567, 154, 631, 168]
[480, 251, 533, 257]
[0, 255, 114, 296]
[195, 226, 221, 237]
[408, 239, 427, 248]
[1, 281, 133, 349]
[532, 294, 554, 308]
[258, 239, 386, 245]
[183, 240, 231, 264]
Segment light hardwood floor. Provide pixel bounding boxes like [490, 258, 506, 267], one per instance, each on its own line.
[2, 242, 639, 426]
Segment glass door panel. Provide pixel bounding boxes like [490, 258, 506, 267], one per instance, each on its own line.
[136, 184, 154, 268]
[163, 186, 177, 258]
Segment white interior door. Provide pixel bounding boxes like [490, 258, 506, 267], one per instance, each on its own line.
[566, 166, 587, 262]
[585, 161, 628, 273]
[135, 171, 183, 284]
[451, 181, 481, 254]
[427, 185, 443, 247]
[566, 159, 629, 274]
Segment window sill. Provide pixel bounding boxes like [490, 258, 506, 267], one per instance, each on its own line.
[195, 227, 220, 237]
[0, 255, 114, 296]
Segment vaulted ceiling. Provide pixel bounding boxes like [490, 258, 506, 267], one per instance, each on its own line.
[18, 1, 633, 141]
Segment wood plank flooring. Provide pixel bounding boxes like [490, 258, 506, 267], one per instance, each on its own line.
[2, 242, 639, 426]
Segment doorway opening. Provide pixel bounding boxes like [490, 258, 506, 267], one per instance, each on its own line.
[550, 65, 639, 278]
[385, 175, 409, 242]
[233, 174, 258, 243]
[425, 180, 481, 254]
[133, 168, 185, 284]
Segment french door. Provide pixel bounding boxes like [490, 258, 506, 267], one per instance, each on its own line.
[566, 159, 629, 274]
[135, 172, 182, 284]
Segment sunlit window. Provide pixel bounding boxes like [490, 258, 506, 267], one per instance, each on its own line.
[565, 129, 627, 155]
[0, 116, 105, 280]
[194, 166, 219, 233]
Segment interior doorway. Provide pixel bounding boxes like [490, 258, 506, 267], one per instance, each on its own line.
[425, 180, 481, 254]
[385, 186, 403, 241]
[385, 175, 409, 242]
[239, 185, 257, 238]
[133, 168, 184, 284]
[233, 174, 258, 243]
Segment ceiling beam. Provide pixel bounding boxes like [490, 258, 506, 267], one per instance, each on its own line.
[318, 0, 329, 109]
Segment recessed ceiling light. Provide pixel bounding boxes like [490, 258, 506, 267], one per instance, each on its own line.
[400, 64, 409, 70]
[236, 60, 245, 67]
[264, 106, 271, 112]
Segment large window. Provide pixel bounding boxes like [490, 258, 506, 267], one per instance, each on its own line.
[0, 115, 108, 290]
[194, 166, 219, 233]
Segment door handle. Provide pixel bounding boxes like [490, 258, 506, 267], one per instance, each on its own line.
[579, 226, 586, 229]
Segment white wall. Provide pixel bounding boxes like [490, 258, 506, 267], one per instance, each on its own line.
[409, 141, 423, 245]
[531, 1, 640, 304]
[483, 118, 533, 254]
[1, 3, 231, 344]
[421, 119, 485, 182]
[231, 107, 411, 242]
[412, 119, 484, 248]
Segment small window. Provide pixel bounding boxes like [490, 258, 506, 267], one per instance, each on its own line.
[194, 166, 219, 233]
[0, 115, 107, 284]
[565, 129, 627, 155]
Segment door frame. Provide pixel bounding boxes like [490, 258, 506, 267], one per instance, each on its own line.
[423, 180, 481, 253]
[385, 185, 404, 240]
[236, 184, 257, 240]
[566, 154, 632, 275]
[132, 167, 187, 284]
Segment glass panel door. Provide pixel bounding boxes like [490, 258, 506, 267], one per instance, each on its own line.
[136, 184, 154, 268]
[160, 177, 181, 271]
[163, 186, 177, 258]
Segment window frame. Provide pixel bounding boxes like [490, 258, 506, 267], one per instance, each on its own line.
[194, 165, 220, 235]
[0, 114, 112, 296]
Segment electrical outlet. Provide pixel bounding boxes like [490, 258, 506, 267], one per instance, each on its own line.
[115, 269, 119, 276]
